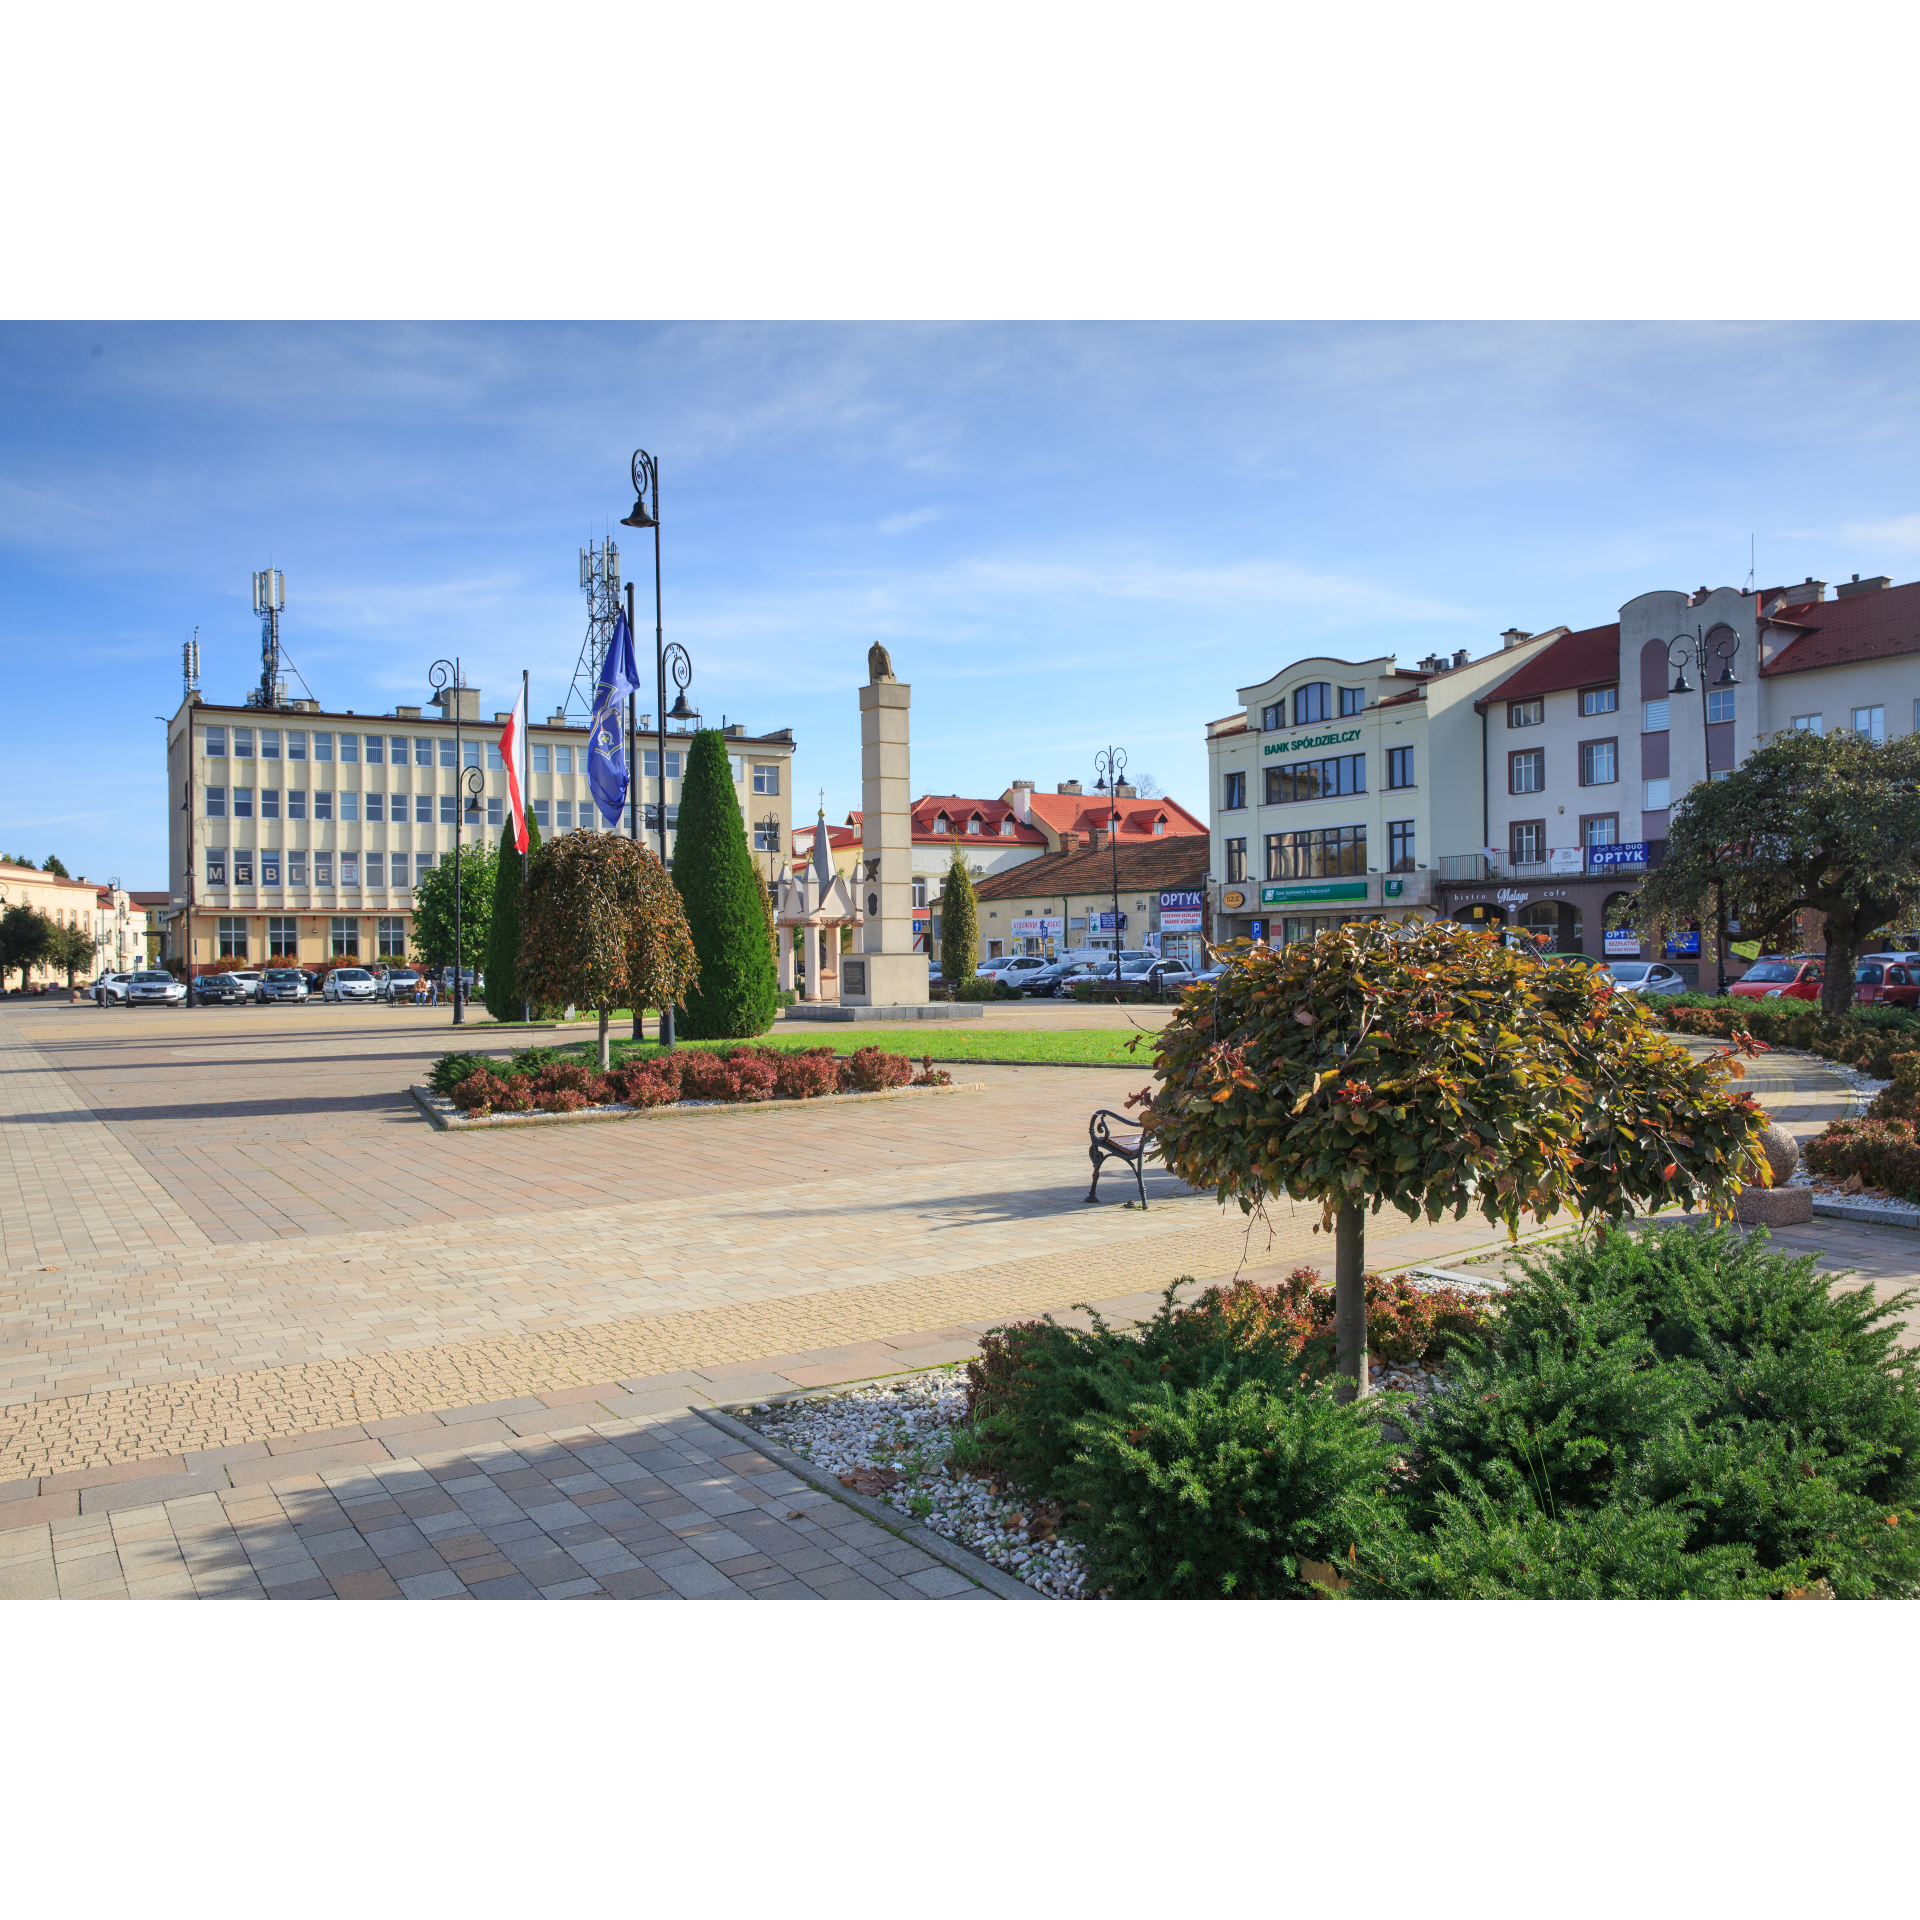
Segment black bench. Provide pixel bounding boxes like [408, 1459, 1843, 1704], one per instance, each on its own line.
[1085, 1108, 1153, 1208]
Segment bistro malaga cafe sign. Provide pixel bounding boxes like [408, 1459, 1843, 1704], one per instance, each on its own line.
[1263, 727, 1363, 758]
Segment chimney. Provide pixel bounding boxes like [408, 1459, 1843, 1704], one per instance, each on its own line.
[1113, 782, 1136, 799]
[434, 686, 481, 722]
[1500, 628, 1530, 650]
[1057, 779, 1082, 795]
[394, 705, 422, 720]
[1061, 830, 1081, 853]
[1007, 781, 1034, 825]
[548, 711, 567, 725]
[1835, 573, 1893, 599]
[1761, 576, 1828, 607]
[1451, 648, 1469, 668]
[1088, 827, 1110, 852]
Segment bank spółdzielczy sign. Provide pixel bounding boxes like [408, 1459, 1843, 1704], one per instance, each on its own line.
[1262, 727, 1363, 758]
[1260, 881, 1369, 905]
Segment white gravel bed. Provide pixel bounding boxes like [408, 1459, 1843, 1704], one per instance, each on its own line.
[742, 1372, 1089, 1600]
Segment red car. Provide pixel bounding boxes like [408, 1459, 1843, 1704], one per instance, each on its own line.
[1855, 960, 1920, 1009]
[1729, 957, 1823, 1001]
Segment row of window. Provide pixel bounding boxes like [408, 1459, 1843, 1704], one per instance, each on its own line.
[1220, 822, 1417, 882]
[201, 726, 783, 786]
[206, 850, 432, 888]
[1224, 747, 1415, 811]
[1792, 706, 1890, 740]
[1261, 684, 1368, 730]
[216, 915, 407, 960]
[1509, 743, 1618, 793]
[1505, 817, 1622, 863]
[203, 793, 680, 832]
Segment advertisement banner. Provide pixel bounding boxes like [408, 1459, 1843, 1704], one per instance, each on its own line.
[1010, 915, 1064, 938]
[1261, 881, 1368, 905]
[1548, 847, 1584, 875]
[1666, 931, 1701, 956]
[1089, 911, 1128, 932]
[1588, 841, 1650, 870]
[1158, 889, 1205, 932]
[1604, 929, 1640, 956]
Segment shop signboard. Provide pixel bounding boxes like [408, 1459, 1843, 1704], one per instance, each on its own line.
[1589, 841, 1650, 871]
[1548, 847, 1584, 875]
[1010, 915, 1064, 938]
[1665, 931, 1701, 956]
[1604, 929, 1640, 956]
[1089, 911, 1128, 932]
[1260, 881, 1368, 905]
[1158, 889, 1204, 932]
[1221, 888, 1248, 912]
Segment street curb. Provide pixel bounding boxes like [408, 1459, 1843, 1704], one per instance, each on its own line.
[692, 1406, 1044, 1601]
[1812, 1196, 1920, 1230]
[408, 1079, 988, 1131]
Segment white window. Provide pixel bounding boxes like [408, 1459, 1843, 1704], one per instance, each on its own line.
[1792, 714, 1823, 734]
[1854, 705, 1886, 741]
[463, 739, 481, 768]
[1580, 687, 1619, 717]
[329, 916, 357, 957]
[643, 750, 682, 779]
[233, 726, 254, 758]
[314, 853, 333, 885]
[261, 790, 280, 819]
[439, 738, 457, 768]
[204, 726, 227, 757]
[378, 916, 407, 957]
[488, 796, 504, 828]
[751, 821, 779, 852]
[363, 853, 384, 886]
[364, 735, 385, 765]
[531, 744, 550, 773]
[1508, 699, 1544, 729]
[218, 915, 247, 958]
[413, 794, 432, 824]
[232, 788, 254, 818]
[205, 848, 227, 885]
[439, 795, 456, 825]
[260, 729, 280, 760]
[415, 737, 434, 766]
[313, 732, 333, 762]
[752, 764, 779, 795]
[288, 791, 307, 821]
[967, 816, 982, 834]
[934, 813, 950, 833]
[912, 880, 928, 908]
[1585, 816, 1618, 846]
[288, 852, 307, 886]
[206, 786, 226, 817]
[341, 855, 359, 887]
[729, 755, 743, 782]
[486, 741, 503, 771]
[532, 799, 550, 829]
[415, 853, 433, 883]
[287, 731, 307, 760]
[999, 819, 1014, 837]
[339, 793, 359, 822]
[1706, 689, 1736, 725]
[315, 792, 334, 821]
[1644, 777, 1671, 809]
[555, 746, 573, 774]
[232, 851, 253, 885]
[1580, 742, 1617, 785]
[339, 734, 358, 764]
[1643, 699, 1669, 733]
[555, 800, 574, 830]
[365, 793, 384, 824]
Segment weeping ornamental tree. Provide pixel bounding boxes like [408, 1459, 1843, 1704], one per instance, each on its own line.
[939, 842, 977, 982]
[671, 730, 779, 1039]
[519, 833, 698, 1069]
[1143, 921, 1771, 1400]
[1630, 727, 1920, 1019]
[483, 813, 542, 1023]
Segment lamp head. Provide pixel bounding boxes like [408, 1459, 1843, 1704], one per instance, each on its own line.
[621, 495, 656, 530]
[668, 690, 694, 722]
[1671, 668, 1694, 696]
[1715, 663, 1738, 687]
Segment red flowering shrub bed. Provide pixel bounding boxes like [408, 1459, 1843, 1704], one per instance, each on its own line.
[1804, 1118, 1920, 1202]
[442, 1042, 955, 1119]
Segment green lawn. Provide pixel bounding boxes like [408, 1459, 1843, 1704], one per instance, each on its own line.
[529, 1026, 1159, 1068]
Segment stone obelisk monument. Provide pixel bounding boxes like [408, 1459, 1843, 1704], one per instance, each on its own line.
[842, 642, 928, 1008]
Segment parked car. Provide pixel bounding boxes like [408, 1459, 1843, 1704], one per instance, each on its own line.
[323, 967, 378, 1003]
[92, 971, 135, 1005]
[126, 970, 188, 1006]
[1856, 960, 1920, 1009]
[258, 968, 309, 1004]
[1016, 960, 1082, 996]
[1047, 959, 1111, 997]
[1116, 958, 1201, 1000]
[193, 971, 249, 1004]
[1602, 961, 1688, 996]
[439, 967, 479, 997]
[380, 969, 423, 1004]
[979, 955, 1050, 984]
[1730, 956, 1824, 1001]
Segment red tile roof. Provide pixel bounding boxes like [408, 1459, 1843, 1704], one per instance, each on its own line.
[1759, 579, 1920, 677]
[791, 822, 861, 856]
[1475, 622, 1620, 707]
[971, 836, 1210, 902]
[1020, 789, 1207, 842]
[911, 796, 1049, 845]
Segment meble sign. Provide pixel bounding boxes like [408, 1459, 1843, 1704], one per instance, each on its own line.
[1262, 727, 1364, 758]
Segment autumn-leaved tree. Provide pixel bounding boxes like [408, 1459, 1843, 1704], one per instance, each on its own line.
[1630, 727, 1920, 1018]
[519, 832, 699, 1068]
[1142, 921, 1770, 1398]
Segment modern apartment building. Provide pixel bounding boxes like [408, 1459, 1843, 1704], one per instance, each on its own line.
[1204, 570, 1920, 975]
[160, 686, 795, 971]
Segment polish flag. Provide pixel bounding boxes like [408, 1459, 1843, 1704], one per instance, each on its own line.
[499, 683, 529, 853]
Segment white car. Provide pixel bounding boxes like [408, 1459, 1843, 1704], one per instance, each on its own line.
[92, 971, 135, 1005]
[125, 970, 188, 1006]
[979, 956, 1050, 982]
[323, 967, 377, 1002]
[225, 971, 264, 1003]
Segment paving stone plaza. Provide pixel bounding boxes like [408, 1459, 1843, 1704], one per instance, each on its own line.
[0, 998, 1908, 1599]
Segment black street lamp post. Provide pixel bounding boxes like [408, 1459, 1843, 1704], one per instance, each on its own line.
[428, 657, 487, 1025]
[1094, 745, 1127, 991]
[1666, 624, 1742, 995]
[622, 448, 694, 1048]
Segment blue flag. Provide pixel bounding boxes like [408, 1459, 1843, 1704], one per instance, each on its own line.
[589, 610, 641, 828]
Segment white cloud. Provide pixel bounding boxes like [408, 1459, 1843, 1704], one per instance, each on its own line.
[879, 506, 942, 535]
[1840, 512, 1920, 552]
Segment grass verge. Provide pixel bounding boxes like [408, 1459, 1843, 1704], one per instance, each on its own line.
[518, 1026, 1158, 1068]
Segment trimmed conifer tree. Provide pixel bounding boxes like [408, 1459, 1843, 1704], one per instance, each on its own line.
[940, 841, 978, 983]
[671, 729, 779, 1038]
[483, 813, 541, 1023]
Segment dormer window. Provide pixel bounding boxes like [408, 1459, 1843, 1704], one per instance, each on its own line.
[967, 815, 982, 834]
[1154, 817, 1166, 835]
[1261, 703, 1282, 731]
[934, 813, 950, 834]
[999, 818, 1014, 837]
[1293, 682, 1332, 726]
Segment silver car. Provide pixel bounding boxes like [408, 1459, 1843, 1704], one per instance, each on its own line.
[259, 967, 309, 1004]
[1604, 961, 1688, 996]
[93, 971, 135, 1005]
[323, 967, 377, 1002]
[126, 970, 187, 1006]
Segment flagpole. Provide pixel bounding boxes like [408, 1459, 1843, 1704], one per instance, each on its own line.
[626, 580, 644, 1044]
[521, 666, 531, 1026]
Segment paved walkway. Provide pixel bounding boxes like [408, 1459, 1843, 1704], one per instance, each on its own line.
[0, 999, 1905, 1598]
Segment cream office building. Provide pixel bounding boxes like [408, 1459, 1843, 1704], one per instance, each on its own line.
[162, 688, 795, 970]
[1205, 634, 1555, 944]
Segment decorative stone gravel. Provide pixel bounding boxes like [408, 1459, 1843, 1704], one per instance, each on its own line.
[741, 1372, 1089, 1600]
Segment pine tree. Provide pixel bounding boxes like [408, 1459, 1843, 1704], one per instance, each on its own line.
[484, 812, 541, 1023]
[940, 841, 978, 983]
[671, 730, 779, 1038]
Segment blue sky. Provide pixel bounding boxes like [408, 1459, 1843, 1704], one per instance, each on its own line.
[3, 320, 1918, 889]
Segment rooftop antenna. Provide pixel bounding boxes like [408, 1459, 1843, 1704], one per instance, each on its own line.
[244, 566, 314, 709]
[183, 626, 201, 700]
[566, 535, 622, 721]
[1743, 533, 1755, 595]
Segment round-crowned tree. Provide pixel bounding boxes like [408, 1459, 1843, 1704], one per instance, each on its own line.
[519, 833, 698, 1068]
[671, 730, 779, 1038]
[483, 812, 542, 1023]
[939, 842, 977, 984]
[1143, 920, 1772, 1399]
[410, 840, 497, 976]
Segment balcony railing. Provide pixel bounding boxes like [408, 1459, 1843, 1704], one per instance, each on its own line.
[1438, 841, 1667, 885]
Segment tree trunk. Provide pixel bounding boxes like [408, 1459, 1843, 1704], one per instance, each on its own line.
[1820, 920, 1861, 1019]
[1334, 1202, 1368, 1402]
[597, 1006, 611, 1071]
